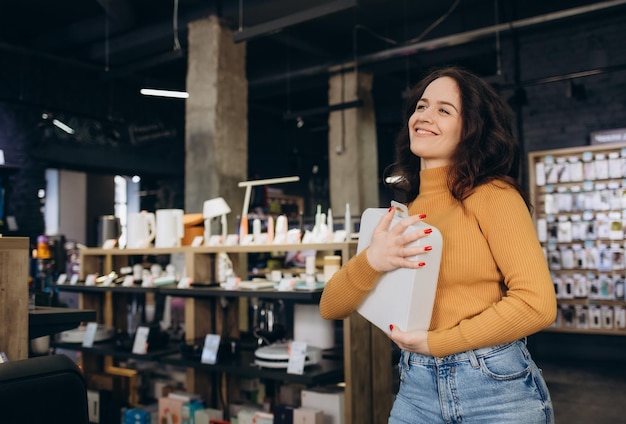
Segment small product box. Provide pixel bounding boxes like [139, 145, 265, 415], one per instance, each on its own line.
[301, 386, 345, 424]
[356, 201, 443, 332]
[124, 408, 151, 424]
[159, 396, 185, 424]
[293, 407, 324, 424]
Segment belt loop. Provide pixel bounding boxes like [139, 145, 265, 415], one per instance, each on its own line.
[467, 348, 480, 369]
[402, 350, 410, 369]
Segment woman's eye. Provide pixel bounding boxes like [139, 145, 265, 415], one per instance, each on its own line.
[439, 108, 450, 115]
[416, 104, 426, 110]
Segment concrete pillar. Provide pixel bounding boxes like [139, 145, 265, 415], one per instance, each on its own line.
[327, 71, 379, 224]
[185, 16, 247, 234]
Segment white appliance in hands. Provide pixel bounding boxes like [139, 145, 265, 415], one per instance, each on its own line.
[356, 201, 443, 333]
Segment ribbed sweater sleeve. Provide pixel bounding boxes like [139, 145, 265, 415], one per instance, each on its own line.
[319, 249, 382, 319]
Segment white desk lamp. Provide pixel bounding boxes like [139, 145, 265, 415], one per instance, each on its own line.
[203, 197, 231, 244]
[238, 176, 300, 238]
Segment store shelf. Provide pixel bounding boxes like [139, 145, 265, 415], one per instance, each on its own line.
[529, 143, 626, 335]
[29, 306, 96, 339]
[53, 341, 179, 361]
[160, 350, 343, 386]
[55, 284, 160, 294]
[66, 241, 387, 423]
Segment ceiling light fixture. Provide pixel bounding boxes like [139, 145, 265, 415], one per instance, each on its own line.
[41, 113, 75, 134]
[52, 119, 75, 134]
[140, 88, 189, 99]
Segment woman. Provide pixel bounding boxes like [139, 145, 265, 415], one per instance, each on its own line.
[319, 66, 557, 423]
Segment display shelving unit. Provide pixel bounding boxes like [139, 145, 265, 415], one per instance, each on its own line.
[55, 241, 393, 423]
[529, 142, 626, 335]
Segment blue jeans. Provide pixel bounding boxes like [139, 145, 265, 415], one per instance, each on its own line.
[388, 339, 554, 424]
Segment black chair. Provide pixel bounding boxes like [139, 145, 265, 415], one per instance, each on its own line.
[0, 354, 89, 424]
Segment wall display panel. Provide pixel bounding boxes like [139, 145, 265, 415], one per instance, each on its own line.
[529, 141, 626, 335]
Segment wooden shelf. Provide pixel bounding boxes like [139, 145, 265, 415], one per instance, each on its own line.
[68, 241, 389, 423]
[29, 306, 96, 339]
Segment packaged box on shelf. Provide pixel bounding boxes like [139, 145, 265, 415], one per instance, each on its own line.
[159, 396, 185, 424]
[293, 407, 324, 424]
[195, 407, 224, 424]
[252, 411, 273, 424]
[182, 400, 205, 424]
[124, 407, 151, 424]
[301, 386, 345, 424]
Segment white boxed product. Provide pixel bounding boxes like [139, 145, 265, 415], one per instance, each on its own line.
[294, 303, 335, 349]
[356, 201, 443, 332]
[293, 407, 324, 424]
[194, 407, 224, 424]
[301, 386, 345, 424]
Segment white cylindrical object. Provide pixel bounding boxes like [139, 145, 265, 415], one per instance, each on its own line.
[305, 255, 316, 276]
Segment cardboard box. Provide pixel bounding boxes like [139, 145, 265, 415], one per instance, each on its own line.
[301, 386, 345, 424]
[159, 396, 185, 424]
[195, 408, 224, 424]
[293, 407, 324, 424]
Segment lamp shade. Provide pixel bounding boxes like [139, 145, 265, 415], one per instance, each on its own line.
[203, 197, 231, 219]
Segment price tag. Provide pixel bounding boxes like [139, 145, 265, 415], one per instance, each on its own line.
[200, 334, 221, 364]
[277, 278, 295, 291]
[56, 273, 67, 285]
[177, 277, 192, 288]
[287, 341, 307, 375]
[85, 274, 97, 286]
[70, 274, 79, 285]
[191, 236, 204, 247]
[132, 326, 150, 354]
[224, 276, 240, 290]
[102, 239, 117, 249]
[82, 322, 99, 348]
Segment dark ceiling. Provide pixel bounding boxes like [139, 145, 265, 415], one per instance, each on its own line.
[1, 0, 625, 124]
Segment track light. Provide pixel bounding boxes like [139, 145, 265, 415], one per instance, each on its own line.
[140, 88, 189, 99]
[41, 113, 75, 135]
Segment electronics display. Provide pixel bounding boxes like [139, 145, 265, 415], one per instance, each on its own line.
[254, 342, 321, 369]
[529, 140, 626, 334]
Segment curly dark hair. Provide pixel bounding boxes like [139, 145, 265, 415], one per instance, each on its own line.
[385, 66, 530, 210]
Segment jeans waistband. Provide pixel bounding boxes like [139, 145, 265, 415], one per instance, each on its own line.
[402, 338, 527, 368]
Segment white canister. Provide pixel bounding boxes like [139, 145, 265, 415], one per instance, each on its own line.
[126, 211, 156, 249]
[323, 255, 341, 282]
[155, 209, 185, 248]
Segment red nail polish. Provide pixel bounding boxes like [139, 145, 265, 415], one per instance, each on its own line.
[418, 214, 427, 219]
[389, 324, 394, 331]
[388, 206, 393, 212]
[424, 246, 432, 251]
[418, 262, 426, 267]
[424, 228, 433, 234]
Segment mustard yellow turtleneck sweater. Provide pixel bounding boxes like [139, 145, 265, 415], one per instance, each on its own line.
[320, 166, 557, 357]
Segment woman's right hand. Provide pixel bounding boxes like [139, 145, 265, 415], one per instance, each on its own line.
[365, 208, 433, 272]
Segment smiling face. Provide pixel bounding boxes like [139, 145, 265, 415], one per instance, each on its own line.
[408, 76, 463, 169]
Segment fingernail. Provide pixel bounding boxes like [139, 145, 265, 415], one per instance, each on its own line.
[388, 206, 393, 212]
[418, 262, 426, 267]
[389, 324, 394, 331]
[424, 246, 432, 251]
[424, 228, 433, 234]
[418, 214, 427, 219]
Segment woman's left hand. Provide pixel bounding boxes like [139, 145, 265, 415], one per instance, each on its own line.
[388, 325, 431, 355]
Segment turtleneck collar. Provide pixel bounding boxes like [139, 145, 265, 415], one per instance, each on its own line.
[419, 166, 451, 194]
